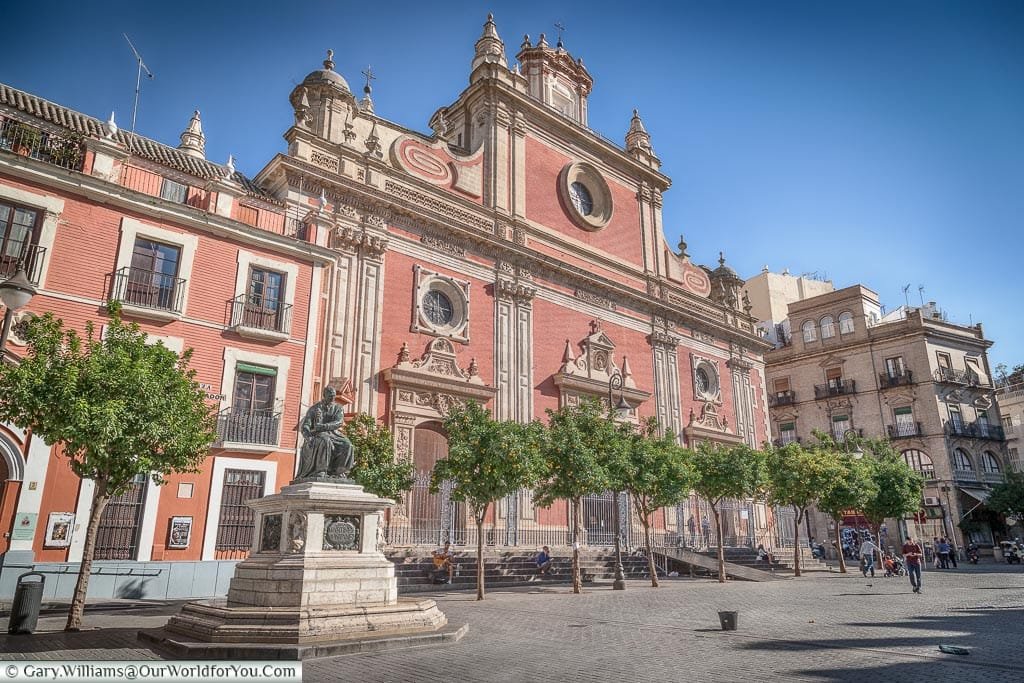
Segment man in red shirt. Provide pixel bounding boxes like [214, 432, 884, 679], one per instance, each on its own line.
[902, 537, 924, 593]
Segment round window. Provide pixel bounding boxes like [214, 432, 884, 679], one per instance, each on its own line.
[695, 368, 711, 395]
[422, 290, 454, 326]
[569, 182, 593, 216]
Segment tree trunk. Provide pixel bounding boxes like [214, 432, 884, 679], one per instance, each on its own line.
[835, 518, 847, 573]
[66, 479, 110, 631]
[712, 503, 725, 583]
[571, 497, 582, 594]
[792, 506, 803, 577]
[475, 505, 486, 601]
[871, 522, 883, 568]
[642, 516, 658, 587]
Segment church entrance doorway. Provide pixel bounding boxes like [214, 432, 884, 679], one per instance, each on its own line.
[401, 422, 466, 546]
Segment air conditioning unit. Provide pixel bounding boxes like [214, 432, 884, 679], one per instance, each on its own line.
[923, 496, 941, 507]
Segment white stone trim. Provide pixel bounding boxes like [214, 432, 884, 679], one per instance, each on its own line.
[0, 184, 64, 288]
[7, 432, 50, 553]
[233, 249, 300, 336]
[116, 216, 199, 315]
[67, 479, 95, 563]
[219, 347, 291, 415]
[201, 456, 277, 561]
[134, 478, 161, 561]
[299, 263, 323, 450]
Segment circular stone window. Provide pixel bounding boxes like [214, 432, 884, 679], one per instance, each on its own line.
[416, 275, 469, 339]
[559, 161, 613, 231]
[423, 290, 454, 326]
[693, 361, 720, 400]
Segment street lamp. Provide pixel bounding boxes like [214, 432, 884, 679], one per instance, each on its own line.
[608, 371, 630, 591]
[0, 267, 37, 353]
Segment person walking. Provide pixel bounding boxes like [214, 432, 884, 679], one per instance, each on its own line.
[936, 538, 951, 569]
[859, 537, 879, 578]
[902, 537, 925, 593]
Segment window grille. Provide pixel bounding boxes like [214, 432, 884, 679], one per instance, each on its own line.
[93, 475, 147, 560]
[215, 469, 266, 551]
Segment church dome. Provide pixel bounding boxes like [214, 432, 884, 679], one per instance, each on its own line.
[302, 50, 351, 93]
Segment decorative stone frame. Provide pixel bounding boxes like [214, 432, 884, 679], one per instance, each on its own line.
[218, 347, 291, 452]
[558, 161, 613, 231]
[229, 249, 299, 342]
[201, 456, 277, 561]
[690, 355, 722, 404]
[0, 184, 63, 289]
[113, 217, 199, 322]
[411, 265, 471, 343]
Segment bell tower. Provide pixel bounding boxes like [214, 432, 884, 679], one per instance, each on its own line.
[516, 32, 593, 125]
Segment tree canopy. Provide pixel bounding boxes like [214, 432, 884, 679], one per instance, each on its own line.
[859, 439, 925, 534]
[987, 470, 1024, 524]
[345, 412, 414, 504]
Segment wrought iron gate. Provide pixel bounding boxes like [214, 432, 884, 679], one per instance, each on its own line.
[392, 472, 467, 546]
[94, 476, 147, 560]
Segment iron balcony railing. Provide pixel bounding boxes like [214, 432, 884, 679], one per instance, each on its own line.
[946, 420, 1005, 441]
[1, 116, 84, 171]
[887, 422, 922, 439]
[773, 435, 801, 447]
[814, 379, 856, 399]
[934, 367, 974, 385]
[879, 371, 914, 389]
[953, 469, 979, 483]
[229, 293, 291, 333]
[769, 390, 796, 407]
[982, 471, 1004, 484]
[216, 408, 282, 446]
[0, 244, 47, 284]
[916, 466, 936, 480]
[111, 266, 186, 314]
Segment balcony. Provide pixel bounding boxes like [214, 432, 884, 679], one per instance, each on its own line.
[110, 266, 186, 321]
[887, 422, 923, 439]
[915, 466, 936, 480]
[0, 244, 47, 285]
[879, 371, 914, 389]
[953, 469, 980, 483]
[216, 408, 281, 449]
[934, 367, 973, 385]
[982, 471, 1004, 485]
[814, 379, 856, 400]
[773, 435, 801, 447]
[1, 117, 84, 171]
[769, 390, 796, 407]
[946, 420, 1005, 441]
[228, 293, 292, 342]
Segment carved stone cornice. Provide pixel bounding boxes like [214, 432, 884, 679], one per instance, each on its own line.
[332, 225, 388, 258]
[383, 339, 497, 407]
[495, 278, 537, 304]
[647, 331, 680, 349]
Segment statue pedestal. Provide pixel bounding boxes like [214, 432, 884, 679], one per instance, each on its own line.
[143, 481, 462, 658]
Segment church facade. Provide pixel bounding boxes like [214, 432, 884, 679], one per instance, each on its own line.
[0, 15, 774, 598]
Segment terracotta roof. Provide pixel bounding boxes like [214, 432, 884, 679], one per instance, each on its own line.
[0, 82, 279, 204]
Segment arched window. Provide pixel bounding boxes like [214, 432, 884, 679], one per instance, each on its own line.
[802, 320, 817, 343]
[902, 449, 934, 478]
[952, 448, 973, 472]
[838, 311, 854, 334]
[820, 316, 835, 339]
[981, 451, 1001, 474]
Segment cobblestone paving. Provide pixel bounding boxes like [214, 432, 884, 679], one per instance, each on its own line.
[2, 563, 1022, 682]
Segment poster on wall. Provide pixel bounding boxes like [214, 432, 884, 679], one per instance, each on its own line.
[44, 512, 75, 548]
[168, 516, 192, 549]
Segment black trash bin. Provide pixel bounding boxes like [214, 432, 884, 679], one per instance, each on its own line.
[8, 572, 45, 634]
[718, 610, 738, 631]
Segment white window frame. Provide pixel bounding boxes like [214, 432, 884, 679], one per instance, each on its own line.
[952, 448, 972, 471]
[115, 217, 199, 315]
[820, 316, 835, 339]
[201, 456, 277, 561]
[838, 311, 854, 334]
[220, 347, 291, 421]
[0, 184, 64, 288]
[981, 451, 1001, 474]
[802, 320, 816, 343]
[233, 249, 299, 338]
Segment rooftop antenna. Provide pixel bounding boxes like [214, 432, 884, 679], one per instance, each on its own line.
[918, 285, 926, 307]
[123, 33, 154, 134]
[901, 283, 911, 309]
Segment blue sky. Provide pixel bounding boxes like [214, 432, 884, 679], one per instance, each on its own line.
[2, 1, 1022, 368]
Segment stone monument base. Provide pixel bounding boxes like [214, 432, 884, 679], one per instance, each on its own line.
[142, 480, 464, 659]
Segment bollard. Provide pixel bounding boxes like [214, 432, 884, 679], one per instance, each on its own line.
[8, 571, 46, 635]
[718, 610, 738, 631]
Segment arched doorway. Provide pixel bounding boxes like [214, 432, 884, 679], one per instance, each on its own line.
[402, 422, 466, 546]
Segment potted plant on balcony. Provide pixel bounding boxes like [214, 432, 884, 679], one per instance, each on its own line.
[2, 120, 43, 157]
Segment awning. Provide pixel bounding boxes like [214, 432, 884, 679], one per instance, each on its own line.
[959, 487, 990, 504]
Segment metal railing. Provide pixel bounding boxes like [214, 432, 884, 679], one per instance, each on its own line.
[946, 420, 1005, 441]
[982, 472, 1004, 484]
[814, 379, 856, 399]
[769, 391, 796, 407]
[915, 466, 936, 480]
[1, 117, 84, 171]
[229, 293, 291, 333]
[216, 408, 281, 446]
[0, 244, 47, 284]
[773, 435, 801, 447]
[934, 367, 973, 385]
[953, 469, 980, 483]
[111, 266, 186, 313]
[887, 422, 922, 439]
[879, 371, 914, 389]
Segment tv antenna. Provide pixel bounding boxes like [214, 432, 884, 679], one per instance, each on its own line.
[123, 33, 154, 134]
[901, 283, 911, 309]
[918, 285, 926, 307]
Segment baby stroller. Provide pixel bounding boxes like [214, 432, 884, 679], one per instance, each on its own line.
[884, 555, 907, 577]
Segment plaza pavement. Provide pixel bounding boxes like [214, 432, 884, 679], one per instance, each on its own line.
[1, 562, 1022, 682]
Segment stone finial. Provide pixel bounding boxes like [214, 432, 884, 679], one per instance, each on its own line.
[472, 12, 508, 72]
[365, 119, 383, 158]
[104, 111, 118, 140]
[521, 34, 531, 50]
[224, 154, 235, 179]
[177, 109, 206, 159]
[397, 341, 410, 364]
[677, 235, 690, 259]
[742, 290, 753, 315]
[560, 338, 575, 368]
[589, 319, 602, 335]
[324, 49, 335, 71]
[621, 355, 633, 381]
[317, 188, 328, 212]
[360, 65, 376, 114]
[467, 357, 479, 378]
[537, 33, 549, 48]
[625, 108, 653, 156]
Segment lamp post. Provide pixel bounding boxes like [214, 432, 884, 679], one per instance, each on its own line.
[0, 267, 37, 353]
[608, 370, 631, 591]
